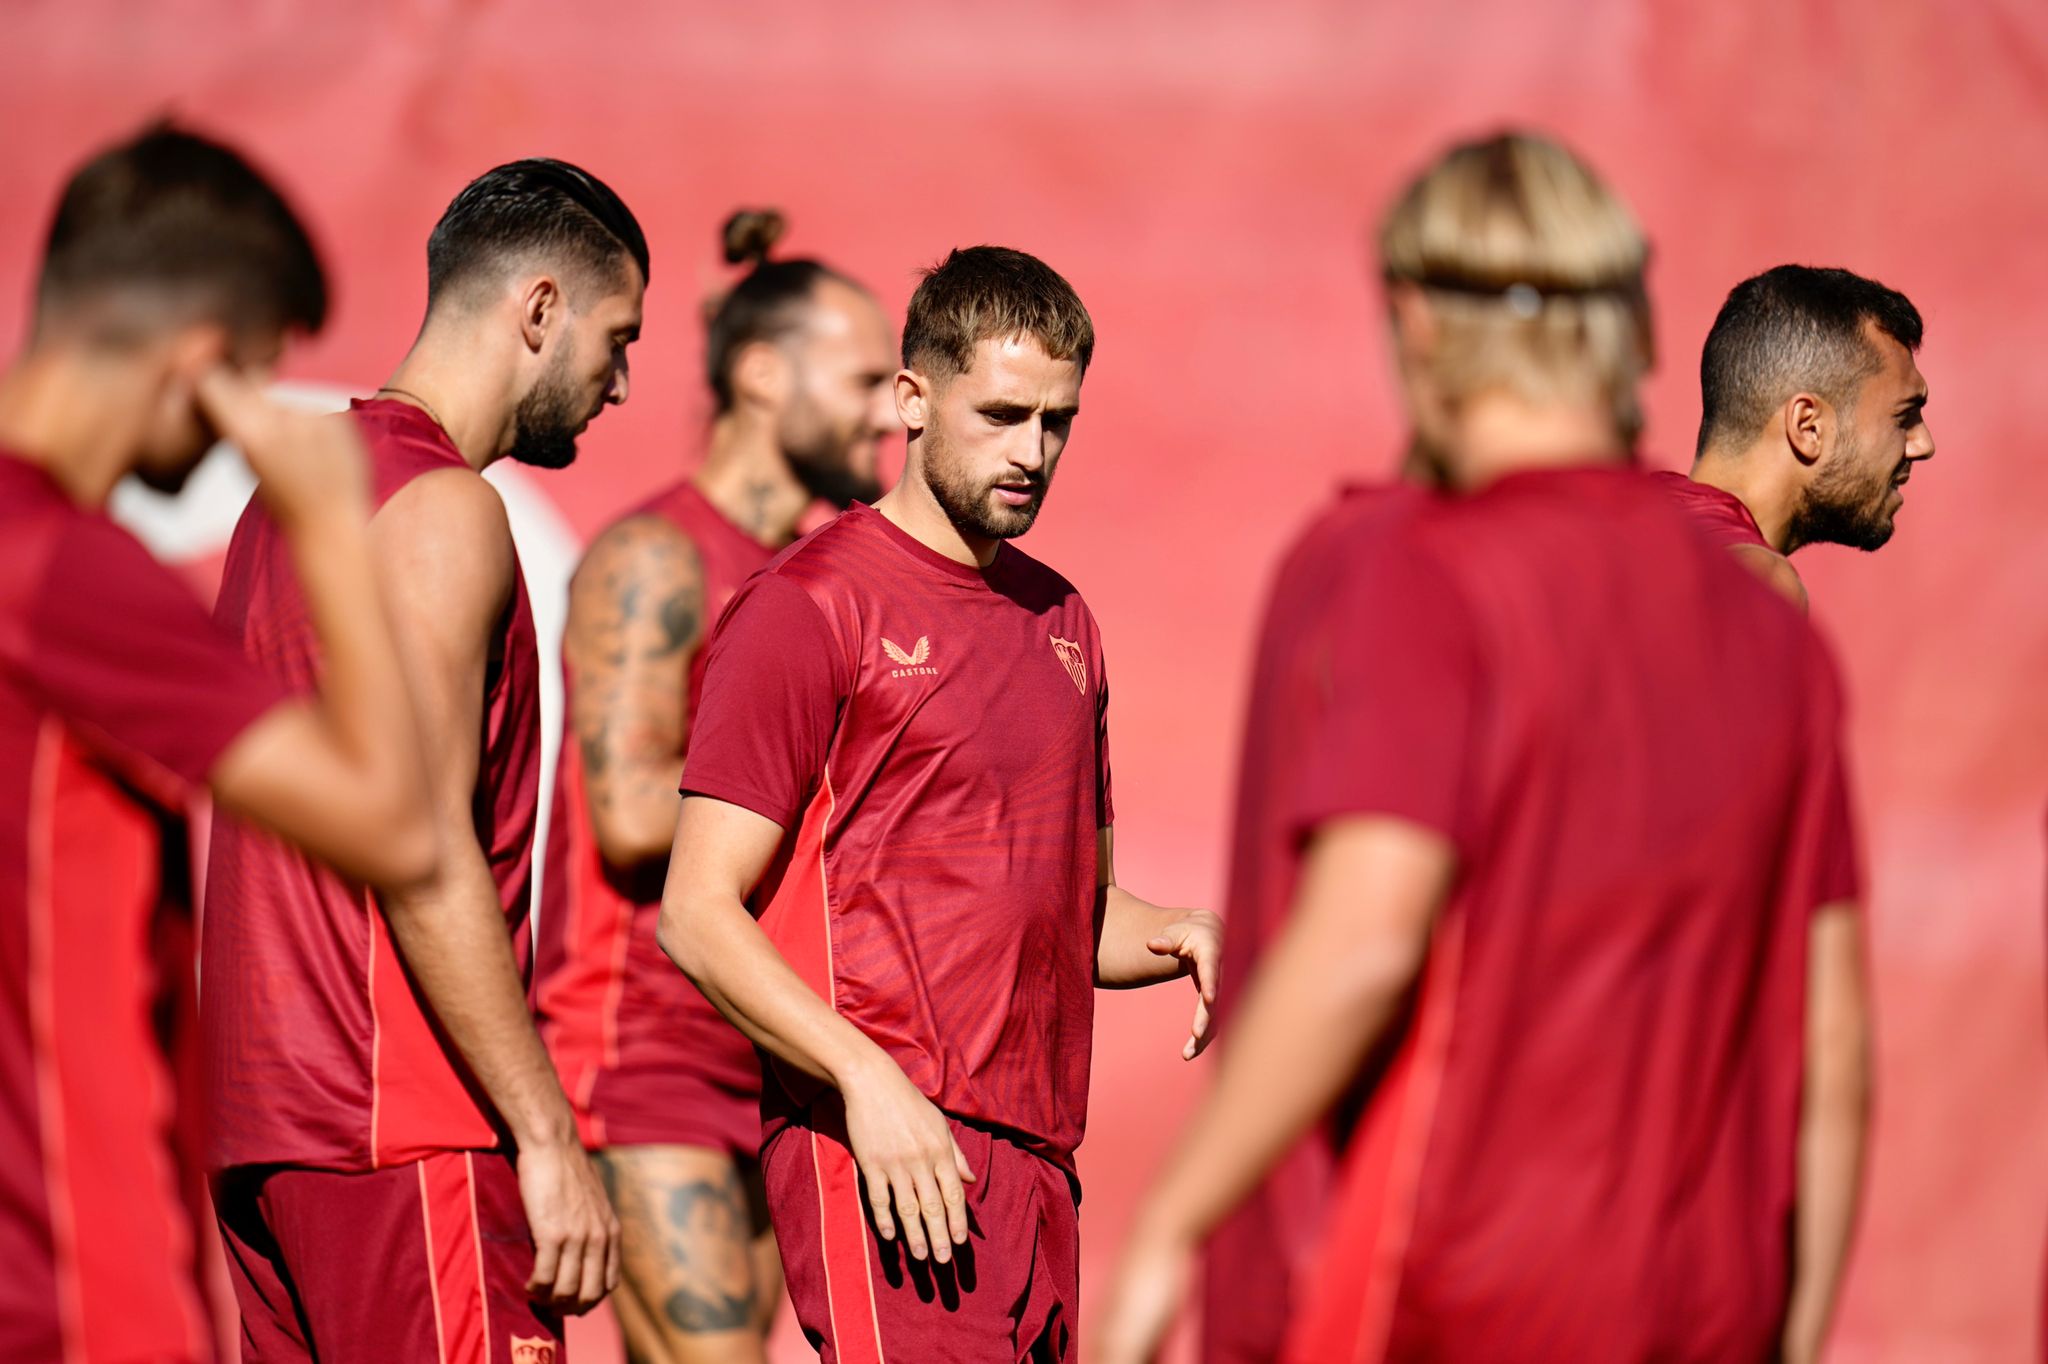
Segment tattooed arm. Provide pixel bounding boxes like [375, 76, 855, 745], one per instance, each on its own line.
[564, 514, 706, 869]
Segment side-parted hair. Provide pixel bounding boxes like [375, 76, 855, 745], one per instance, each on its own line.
[426, 158, 649, 308]
[902, 246, 1093, 381]
[1379, 131, 1652, 440]
[36, 121, 326, 341]
[704, 207, 858, 413]
[1697, 265, 1923, 456]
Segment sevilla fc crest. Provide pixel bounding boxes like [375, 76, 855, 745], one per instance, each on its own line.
[510, 1337, 558, 1364]
[1049, 635, 1087, 694]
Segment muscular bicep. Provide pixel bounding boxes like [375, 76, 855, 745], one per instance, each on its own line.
[564, 516, 705, 867]
[372, 470, 515, 825]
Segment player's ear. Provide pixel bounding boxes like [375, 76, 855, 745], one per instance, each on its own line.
[1785, 393, 1825, 466]
[1385, 280, 1438, 364]
[731, 340, 789, 410]
[894, 368, 932, 433]
[519, 276, 562, 356]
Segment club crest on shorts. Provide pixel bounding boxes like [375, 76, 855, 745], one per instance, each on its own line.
[1049, 634, 1088, 694]
[510, 1337, 558, 1364]
[882, 635, 937, 677]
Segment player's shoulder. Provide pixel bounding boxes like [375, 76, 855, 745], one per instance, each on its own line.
[579, 504, 701, 583]
[1727, 542, 1809, 612]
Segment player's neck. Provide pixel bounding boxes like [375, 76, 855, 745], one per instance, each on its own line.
[695, 412, 811, 547]
[0, 349, 152, 508]
[874, 467, 998, 569]
[1688, 447, 1796, 554]
[1440, 395, 1628, 490]
[379, 324, 519, 473]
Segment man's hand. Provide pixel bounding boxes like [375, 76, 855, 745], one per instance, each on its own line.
[1147, 909, 1223, 1059]
[517, 1138, 620, 1314]
[194, 367, 369, 532]
[840, 1054, 975, 1265]
[1092, 1215, 1198, 1364]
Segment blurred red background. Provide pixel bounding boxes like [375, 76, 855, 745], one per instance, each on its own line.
[3, 2, 2044, 1358]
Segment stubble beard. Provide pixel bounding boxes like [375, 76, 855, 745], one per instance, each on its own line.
[919, 420, 1045, 541]
[1789, 420, 1900, 553]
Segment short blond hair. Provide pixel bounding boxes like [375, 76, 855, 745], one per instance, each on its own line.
[1378, 132, 1652, 439]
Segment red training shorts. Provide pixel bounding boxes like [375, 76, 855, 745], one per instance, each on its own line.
[763, 1101, 1078, 1363]
[212, 1149, 564, 1364]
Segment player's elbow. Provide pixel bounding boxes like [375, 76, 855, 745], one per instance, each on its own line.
[655, 893, 709, 983]
[355, 796, 440, 894]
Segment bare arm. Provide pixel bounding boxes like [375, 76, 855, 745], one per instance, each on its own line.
[371, 469, 616, 1313]
[564, 516, 704, 868]
[657, 795, 975, 1265]
[1782, 904, 1872, 1364]
[1093, 815, 1455, 1364]
[197, 371, 434, 888]
[1093, 828, 1222, 1060]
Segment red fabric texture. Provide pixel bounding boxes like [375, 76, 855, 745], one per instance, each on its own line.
[1200, 482, 1422, 1364]
[0, 452, 281, 1363]
[680, 503, 1112, 1178]
[214, 1149, 563, 1364]
[763, 1102, 1077, 1363]
[1653, 470, 1772, 550]
[203, 400, 543, 1172]
[1283, 466, 1858, 1362]
[534, 481, 772, 1153]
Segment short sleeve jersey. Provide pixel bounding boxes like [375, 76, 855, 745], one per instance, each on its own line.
[1285, 466, 1858, 1364]
[535, 480, 776, 1142]
[679, 503, 1111, 1177]
[1202, 481, 1422, 1362]
[1654, 469, 1770, 549]
[0, 453, 284, 1360]
[202, 400, 543, 1173]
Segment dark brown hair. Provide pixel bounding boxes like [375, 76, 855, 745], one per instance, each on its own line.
[901, 246, 1093, 380]
[37, 121, 326, 339]
[703, 208, 858, 413]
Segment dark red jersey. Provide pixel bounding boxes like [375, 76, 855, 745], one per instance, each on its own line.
[1655, 469, 1770, 550]
[1202, 481, 1422, 1364]
[0, 452, 284, 1362]
[535, 480, 774, 1152]
[679, 503, 1112, 1177]
[203, 399, 542, 1173]
[1285, 466, 1857, 1364]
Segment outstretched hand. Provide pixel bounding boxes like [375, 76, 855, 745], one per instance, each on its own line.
[1147, 909, 1223, 1059]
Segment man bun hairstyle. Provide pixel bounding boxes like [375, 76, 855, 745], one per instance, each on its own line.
[36, 120, 327, 341]
[1696, 265, 1924, 456]
[703, 208, 859, 413]
[1379, 130, 1652, 441]
[901, 246, 1094, 381]
[426, 157, 649, 308]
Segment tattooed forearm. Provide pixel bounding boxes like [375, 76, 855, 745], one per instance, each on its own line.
[563, 514, 706, 865]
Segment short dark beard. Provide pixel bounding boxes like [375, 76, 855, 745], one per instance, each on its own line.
[508, 348, 585, 471]
[920, 422, 1046, 541]
[1788, 421, 1899, 552]
[787, 432, 882, 509]
[779, 387, 882, 510]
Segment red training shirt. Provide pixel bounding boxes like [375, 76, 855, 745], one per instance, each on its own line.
[1653, 469, 1770, 550]
[535, 481, 774, 1147]
[1202, 481, 1422, 1364]
[678, 503, 1111, 1178]
[203, 399, 543, 1173]
[0, 452, 284, 1363]
[1284, 466, 1858, 1364]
